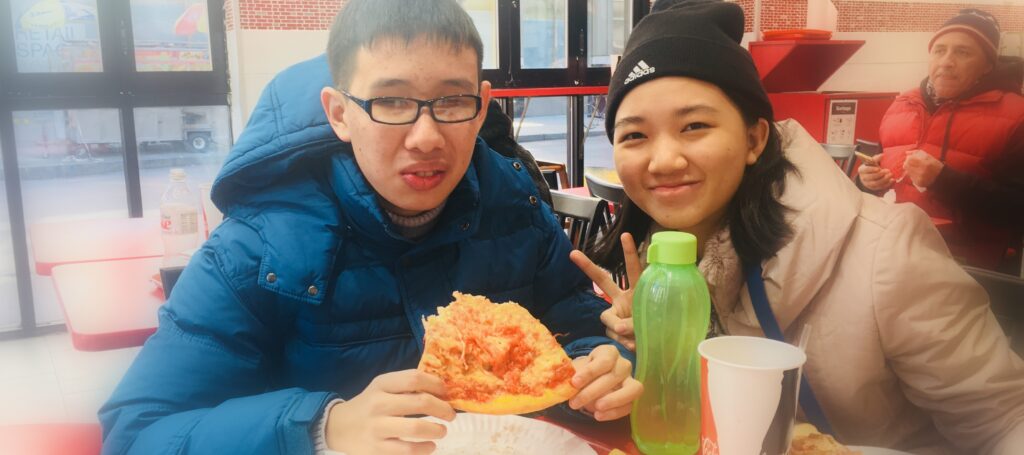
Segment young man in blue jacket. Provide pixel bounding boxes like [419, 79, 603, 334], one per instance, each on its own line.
[99, 1, 641, 454]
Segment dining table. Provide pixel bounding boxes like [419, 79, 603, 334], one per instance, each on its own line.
[30, 217, 163, 276]
[0, 418, 636, 455]
[50, 256, 165, 351]
[542, 415, 639, 454]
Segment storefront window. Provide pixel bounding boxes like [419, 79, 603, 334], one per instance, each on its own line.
[457, 0, 499, 70]
[0, 136, 21, 332]
[130, 0, 213, 72]
[588, 0, 629, 67]
[13, 108, 128, 324]
[583, 95, 615, 178]
[135, 106, 231, 214]
[520, 0, 567, 69]
[10, 0, 103, 73]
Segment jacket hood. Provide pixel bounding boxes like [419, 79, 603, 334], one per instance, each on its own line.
[212, 54, 340, 214]
[207, 55, 346, 305]
[757, 120, 864, 330]
[985, 56, 1024, 94]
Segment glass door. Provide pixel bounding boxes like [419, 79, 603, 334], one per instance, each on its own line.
[457, 0, 499, 71]
[0, 0, 229, 334]
[0, 134, 21, 332]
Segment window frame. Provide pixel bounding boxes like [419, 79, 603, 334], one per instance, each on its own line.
[484, 0, 648, 90]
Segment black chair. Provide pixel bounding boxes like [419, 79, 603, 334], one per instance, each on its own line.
[855, 139, 881, 157]
[584, 172, 625, 233]
[964, 266, 1024, 353]
[584, 172, 626, 206]
[551, 190, 609, 251]
[159, 265, 186, 299]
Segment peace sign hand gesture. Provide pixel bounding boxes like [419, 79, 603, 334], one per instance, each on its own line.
[569, 233, 644, 352]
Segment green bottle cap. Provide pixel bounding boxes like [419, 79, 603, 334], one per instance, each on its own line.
[646, 231, 697, 265]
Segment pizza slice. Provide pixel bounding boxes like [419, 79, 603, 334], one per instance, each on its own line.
[418, 292, 578, 414]
[789, 424, 862, 455]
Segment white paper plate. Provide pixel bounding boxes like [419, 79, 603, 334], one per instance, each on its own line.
[848, 446, 915, 455]
[422, 413, 597, 455]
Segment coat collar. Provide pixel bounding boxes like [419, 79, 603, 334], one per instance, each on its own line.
[226, 138, 491, 307]
[905, 85, 1009, 113]
[327, 139, 484, 252]
[721, 120, 864, 333]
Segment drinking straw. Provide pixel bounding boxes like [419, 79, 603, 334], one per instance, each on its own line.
[795, 324, 812, 407]
[798, 324, 812, 352]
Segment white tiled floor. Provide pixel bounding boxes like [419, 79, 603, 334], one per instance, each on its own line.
[0, 331, 140, 424]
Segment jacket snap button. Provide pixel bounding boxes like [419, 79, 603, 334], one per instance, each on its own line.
[307, 285, 319, 296]
[529, 195, 538, 206]
[266, 273, 277, 283]
[512, 162, 522, 171]
[460, 222, 470, 231]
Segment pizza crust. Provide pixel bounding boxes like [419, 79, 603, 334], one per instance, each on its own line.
[450, 380, 578, 415]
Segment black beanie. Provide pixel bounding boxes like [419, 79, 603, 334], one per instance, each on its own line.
[929, 9, 1001, 62]
[605, 0, 772, 142]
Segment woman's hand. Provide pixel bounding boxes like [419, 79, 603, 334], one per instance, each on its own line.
[568, 345, 643, 421]
[569, 233, 643, 351]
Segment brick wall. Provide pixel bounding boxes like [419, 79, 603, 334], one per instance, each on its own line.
[833, 1, 1023, 32]
[760, 0, 808, 31]
[237, 0, 345, 31]
[737, 0, 1024, 33]
[737, 0, 755, 32]
[225, 0, 235, 31]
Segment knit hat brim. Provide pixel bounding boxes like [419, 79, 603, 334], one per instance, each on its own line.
[929, 25, 999, 61]
[929, 9, 1001, 62]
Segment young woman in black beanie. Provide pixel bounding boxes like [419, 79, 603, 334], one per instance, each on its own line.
[570, 1, 1024, 453]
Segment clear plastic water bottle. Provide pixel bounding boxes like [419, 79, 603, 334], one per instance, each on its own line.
[631, 231, 711, 455]
[160, 168, 199, 267]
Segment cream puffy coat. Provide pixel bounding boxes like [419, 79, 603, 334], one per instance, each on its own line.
[713, 120, 1024, 454]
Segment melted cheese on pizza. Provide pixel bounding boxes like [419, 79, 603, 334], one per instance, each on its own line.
[419, 292, 576, 404]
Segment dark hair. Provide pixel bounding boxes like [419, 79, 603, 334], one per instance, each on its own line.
[589, 98, 796, 273]
[326, 0, 484, 88]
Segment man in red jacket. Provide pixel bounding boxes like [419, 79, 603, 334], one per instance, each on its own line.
[859, 8, 1024, 272]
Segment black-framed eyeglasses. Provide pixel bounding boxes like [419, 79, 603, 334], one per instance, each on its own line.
[341, 90, 482, 125]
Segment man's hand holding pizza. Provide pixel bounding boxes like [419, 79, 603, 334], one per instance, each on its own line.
[567, 344, 643, 421]
[324, 369, 455, 455]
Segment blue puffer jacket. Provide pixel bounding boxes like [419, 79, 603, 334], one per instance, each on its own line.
[99, 55, 623, 454]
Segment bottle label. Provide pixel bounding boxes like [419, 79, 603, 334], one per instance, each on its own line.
[161, 204, 199, 235]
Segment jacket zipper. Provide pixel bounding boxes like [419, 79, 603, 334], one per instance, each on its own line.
[938, 101, 960, 163]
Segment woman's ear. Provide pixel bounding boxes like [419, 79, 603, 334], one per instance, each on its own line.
[745, 118, 770, 165]
[321, 87, 352, 142]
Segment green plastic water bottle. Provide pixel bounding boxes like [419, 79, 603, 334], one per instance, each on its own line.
[630, 231, 711, 455]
